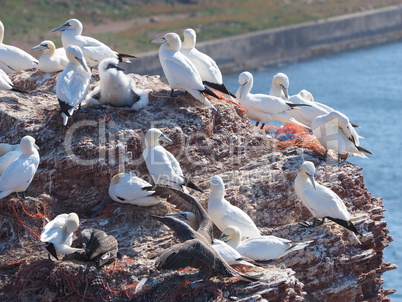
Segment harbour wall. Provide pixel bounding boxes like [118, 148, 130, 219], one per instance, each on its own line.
[125, 5, 402, 76]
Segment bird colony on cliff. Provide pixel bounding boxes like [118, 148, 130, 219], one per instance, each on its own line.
[0, 17, 372, 289]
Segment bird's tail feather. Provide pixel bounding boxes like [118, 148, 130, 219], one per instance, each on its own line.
[357, 146, 373, 155]
[203, 81, 236, 98]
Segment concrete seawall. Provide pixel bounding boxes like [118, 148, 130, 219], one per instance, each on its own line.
[125, 5, 402, 76]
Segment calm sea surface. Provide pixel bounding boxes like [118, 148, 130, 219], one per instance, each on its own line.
[224, 41, 402, 300]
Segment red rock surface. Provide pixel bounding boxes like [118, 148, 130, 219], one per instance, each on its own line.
[0, 70, 395, 301]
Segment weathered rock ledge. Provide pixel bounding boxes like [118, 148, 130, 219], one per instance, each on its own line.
[0, 70, 395, 301]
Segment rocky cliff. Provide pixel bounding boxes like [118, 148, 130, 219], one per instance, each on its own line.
[0, 70, 395, 301]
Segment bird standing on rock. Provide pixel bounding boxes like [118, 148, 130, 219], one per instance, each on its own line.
[152, 32, 219, 110]
[52, 18, 136, 68]
[56, 45, 91, 126]
[180, 28, 235, 98]
[294, 161, 362, 244]
[208, 175, 261, 238]
[236, 71, 310, 129]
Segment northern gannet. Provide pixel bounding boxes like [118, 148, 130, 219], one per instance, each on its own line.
[142, 128, 203, 192]
[294, 161, 362, 244]
[181, 28, 235, 97]
[0, 136, 39, 199]
[208, 175, 261, 238]
[85, 58, 149, 110]
[74, 228, 118, 267]
[40, 213, 83, 260]
[236, 71, 310, 129]
[108, 172, 163, 206]
[220, 225, 312, 261]
[52, 18, 136, 68]
[56, 45, 91, 126]
[0, 20, 38, 74]
[152, 32, 218, 110]
[269, 72, 289, 100]
[31, 40, 68, 72]
[311, 111, 371, 159]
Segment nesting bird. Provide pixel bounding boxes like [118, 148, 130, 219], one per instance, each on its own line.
[220, 225, 312, 261]
[236, 71, 310, 129]
[56, 45, 91, 126]
[74, 228, 118, 267]
[152, 32, 219, 110]
[40, 213, 83, 260]
[31, 40, 68, 72]
[0, 20, 38, 74]
[311, 111, 371, 159]
[208, 175, 261, 238]
[149, 187, 258, 281]
[0, 136, 39, 199]
[85, 58, 149, 111]
[142, 128, 203, 192]
[294, 161, 362, 244]
[169, 211, 256, 267]
[52, 18, 135, 68]
[108, 172, 163, 206]
[180, 28, 235, 97]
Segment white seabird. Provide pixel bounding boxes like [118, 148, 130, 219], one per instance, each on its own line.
[108, 172, 163, 206]
[208, 175, 261, 238]
[0, 21, 38, 74]
[142, 128, 203, 192]
[0, 141, 21, 176]
[0, 136, 39, 199]
[311, 111, 371, 159]
[52, 18, 136, 68]
[169, 211, 256, 267]
[220, 225, 312, 261]
[269, 72, 289, 100]
[56, 45, 91, 126]
[151, 32, 219, 110]
[180, 28, 235, 97]
[40, 212, 83, 260]
[85, 57, 149, 110]
[294, 161, 362, 244]
[0, 69, 26, 94]
[236, 71, 310, 129]
[31, 40, 68, 72]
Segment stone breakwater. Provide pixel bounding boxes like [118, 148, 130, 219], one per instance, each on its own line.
[0, 70, 396, 301]
[128, 5, 402, 77]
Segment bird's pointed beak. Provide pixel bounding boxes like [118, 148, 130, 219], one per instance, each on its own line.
[113, 63, 125, 72]
[52, 22, 70, 32]
[280, 84, 289, 99]
[167, 213, 187, 221]
[151, 37, 165, 44]
[160, 133, 172, 143]
[75, 56, 89, 72]
[31, 44, 48, 51]
[307, 173, 316, 189]
[34, 144, 40, 150]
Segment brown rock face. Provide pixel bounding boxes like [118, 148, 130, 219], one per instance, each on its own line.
[0, 70, 395, 301]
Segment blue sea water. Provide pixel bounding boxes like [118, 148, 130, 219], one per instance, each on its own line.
[224, 41, 402, 300]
